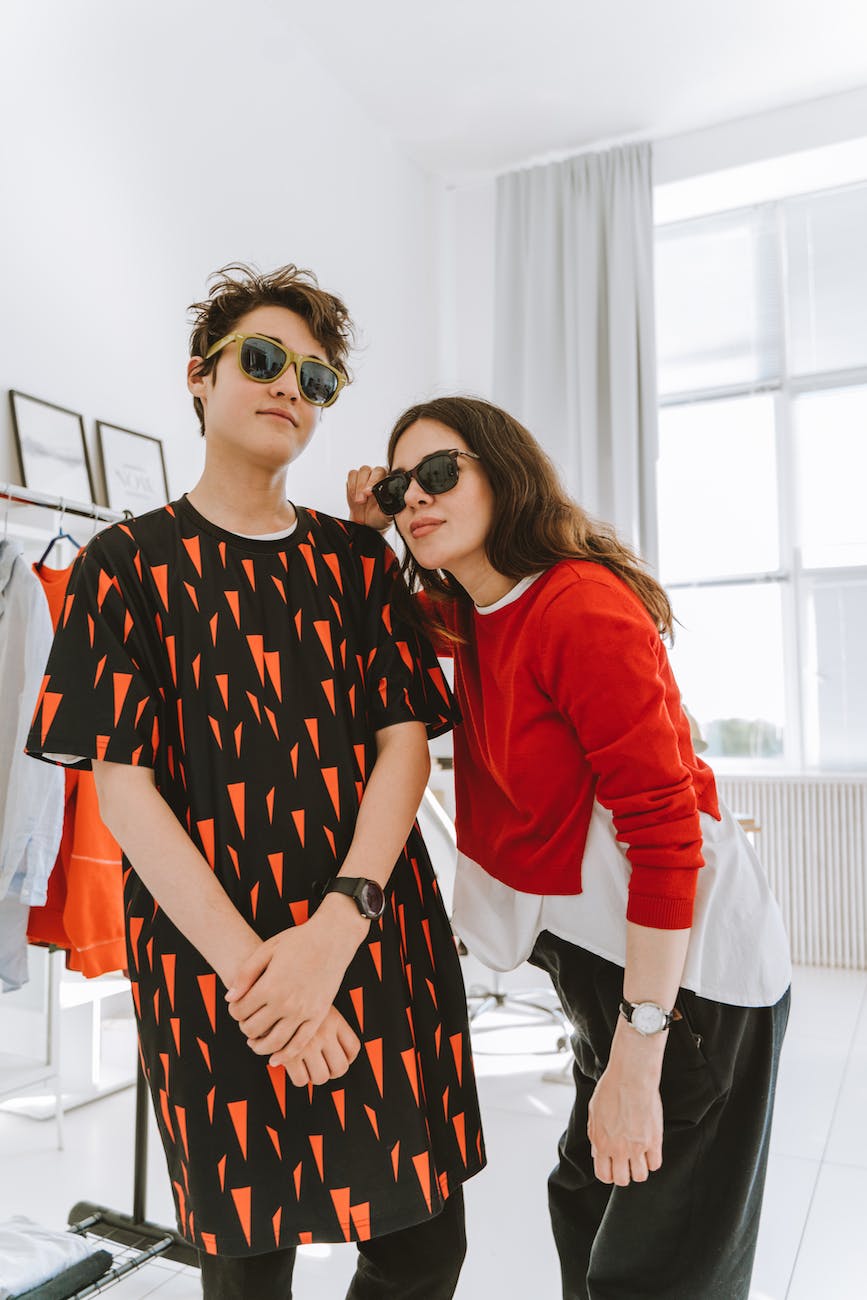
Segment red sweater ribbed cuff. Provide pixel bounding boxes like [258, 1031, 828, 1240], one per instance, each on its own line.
[626, 892, 695, 930]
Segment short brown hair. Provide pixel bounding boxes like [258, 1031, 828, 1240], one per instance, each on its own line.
[188, 262, 355, 435]
[387, 396, 674, 639]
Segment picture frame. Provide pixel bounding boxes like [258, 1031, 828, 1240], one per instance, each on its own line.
[9, 390, 95, 501]
[97, 421, 170, 515]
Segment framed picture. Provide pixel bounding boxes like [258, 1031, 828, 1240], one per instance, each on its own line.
[97, 422, 170, 515]
[9, 391, 95, 501]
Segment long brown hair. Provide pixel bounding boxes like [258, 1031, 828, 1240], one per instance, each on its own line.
[387, 396, 673, 639]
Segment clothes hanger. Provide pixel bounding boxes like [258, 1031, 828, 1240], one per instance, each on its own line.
[36, 499, 82, 570]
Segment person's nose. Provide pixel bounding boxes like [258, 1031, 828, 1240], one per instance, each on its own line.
[402, 473, 433, 509]
[268, 362, 301, 402]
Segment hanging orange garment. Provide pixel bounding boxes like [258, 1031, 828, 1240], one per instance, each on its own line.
[27, 558, 127, 978]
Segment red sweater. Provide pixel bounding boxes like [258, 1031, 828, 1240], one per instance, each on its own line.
[425, 561, 720, 930]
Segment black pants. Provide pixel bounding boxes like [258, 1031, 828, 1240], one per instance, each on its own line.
[528, 932, 790, 1300]
[197, 1186, 466, 1299]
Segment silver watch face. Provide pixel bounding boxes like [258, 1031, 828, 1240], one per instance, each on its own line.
[631, 1002, 668, 1035]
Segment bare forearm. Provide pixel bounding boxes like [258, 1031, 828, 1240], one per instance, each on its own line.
[92, 760, 261, 988]
[610, 921, 691, 1073]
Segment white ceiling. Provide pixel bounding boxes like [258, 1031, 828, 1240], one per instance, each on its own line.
[292, 0, 867, 178]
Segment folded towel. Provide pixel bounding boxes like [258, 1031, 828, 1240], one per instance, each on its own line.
[9, 1250, 112, 1300]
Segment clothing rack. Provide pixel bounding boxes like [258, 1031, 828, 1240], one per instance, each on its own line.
[0, 482, 124, 525]
[1, 483, 194, 1294]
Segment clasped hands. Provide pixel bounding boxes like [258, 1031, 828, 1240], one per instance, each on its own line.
[225, 912, 363, 1088]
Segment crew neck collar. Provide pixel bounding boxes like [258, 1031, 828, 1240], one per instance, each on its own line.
[474, 571, 546, 614]
[177, 494, 309, 553]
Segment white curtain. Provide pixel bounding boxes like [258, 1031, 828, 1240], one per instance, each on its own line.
[494, 142, 659, 562]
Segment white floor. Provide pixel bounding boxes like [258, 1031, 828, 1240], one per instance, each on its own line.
[1, 961, 866, 1299]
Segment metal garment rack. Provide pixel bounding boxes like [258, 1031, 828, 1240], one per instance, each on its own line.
[0, 481, 124, 526]
[2, 484, 196, 1292]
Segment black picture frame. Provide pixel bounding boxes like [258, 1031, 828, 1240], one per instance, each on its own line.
[9, 390, 95, 501]
[97, 421, 170, 515]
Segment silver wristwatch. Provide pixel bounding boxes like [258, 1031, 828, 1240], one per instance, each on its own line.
[619, 999, 682, 1036]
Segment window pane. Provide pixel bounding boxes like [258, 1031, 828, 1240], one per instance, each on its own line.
[657, 395, 779, 583]
[792, 385, 867, 568]
[656, 207, 782, 396]
[786, 183, 867, 375]
[668, 584, 786, 761]
[804, 579, 867, 770]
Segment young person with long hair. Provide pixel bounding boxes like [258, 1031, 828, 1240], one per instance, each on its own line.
[347, 396, 790, 1300]
[26, 274, 485, 1300]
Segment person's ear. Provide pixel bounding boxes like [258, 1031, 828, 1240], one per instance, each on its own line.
[187, 357, 208, 398]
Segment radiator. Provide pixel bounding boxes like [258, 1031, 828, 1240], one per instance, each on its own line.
[716, 774, 867, 969]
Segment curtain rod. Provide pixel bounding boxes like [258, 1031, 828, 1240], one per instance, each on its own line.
[0, 482, 124, 525]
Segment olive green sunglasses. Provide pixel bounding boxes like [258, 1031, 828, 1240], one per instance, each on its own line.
[205, 332, 345, 407]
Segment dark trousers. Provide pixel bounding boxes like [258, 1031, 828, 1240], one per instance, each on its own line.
[528, 931, 790, 1300]
[197, 1186, 466, 1300]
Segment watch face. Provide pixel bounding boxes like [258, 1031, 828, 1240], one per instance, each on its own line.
[359, 880, 385, 918]
[632, 1003, 667, 1035]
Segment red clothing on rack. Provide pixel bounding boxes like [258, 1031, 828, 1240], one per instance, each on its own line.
[27, 559, 126, 978]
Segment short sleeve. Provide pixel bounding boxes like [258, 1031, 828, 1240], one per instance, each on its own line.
[25, 535, 162, 771]
[360, 538, 457, 739]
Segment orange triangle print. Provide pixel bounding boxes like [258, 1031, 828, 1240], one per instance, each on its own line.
[197, 974, 217, 1031]
[412, 1152, 432, 1212]
[350, 986, 364, 1032]
[268, 852, 283, 894]
[161, 954, 176, 1010]
[290, 810, 305, 848]
[267, 1064, 287, 1116]
[264, 651, 281, 700]
[322, 767, 340, 819]
[322, 552, 343, 592]
[452, 1112, 467, 1165]
[228, 1100, 248, 1158]
[266, 1125, 281, 1157]
[113, 673, 132, 724]
[246, 634, 265, 683]
[321, 678, 336, 713]
[305, 718, 320, 757]
[183, 581, 199, 611]
[330, 1188, 352, 1243]
[242, 558, 255, 590]
[182, 534, 202, 576]
[272, 1207, 282, 1245]
[150, 565, 169, 611]
[401, 1049, 420, 1105]
[391, 1140, 400, 1180]
[364, 1104, 379, 1139]
[450, 1032, 463, 1086]
[369, 942, 382, 979]
[314, 620, 334, 667]
[216, 674, 229, 709]
[309, 1134, 324, 1180]
[230, 1187, 252, 1247]
[365, 1038, 384, 1096]
[227, 782, 245, 836]
[350, 1202, 371, 1242]
[40, 692, 63, 744]
[331, 1089, 346, 1130]
[225, 590, 240, 627]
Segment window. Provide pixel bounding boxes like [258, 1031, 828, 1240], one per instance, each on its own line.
[655, 182, 867, 771]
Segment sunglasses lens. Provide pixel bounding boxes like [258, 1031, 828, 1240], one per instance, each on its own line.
[417, 453, 459, 494]
[240, 337, 286, 381]
[299, 360, 340, 406]
[372, 474, 408, 516]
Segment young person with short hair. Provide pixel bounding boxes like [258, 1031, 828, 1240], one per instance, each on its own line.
[27, 269, 484, 1299]
[348, 395, 791, 1300]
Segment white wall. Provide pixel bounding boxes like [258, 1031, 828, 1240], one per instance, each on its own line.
[450, 85, 867, 400]
[0, 0, 442, 520]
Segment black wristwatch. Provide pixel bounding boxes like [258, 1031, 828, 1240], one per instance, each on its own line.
[619, 999, 682, 1036]
[321, 876, 386, 920]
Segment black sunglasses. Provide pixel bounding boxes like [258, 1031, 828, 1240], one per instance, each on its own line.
[372, 449, 481, 516]
[205, 332, 345, 407]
